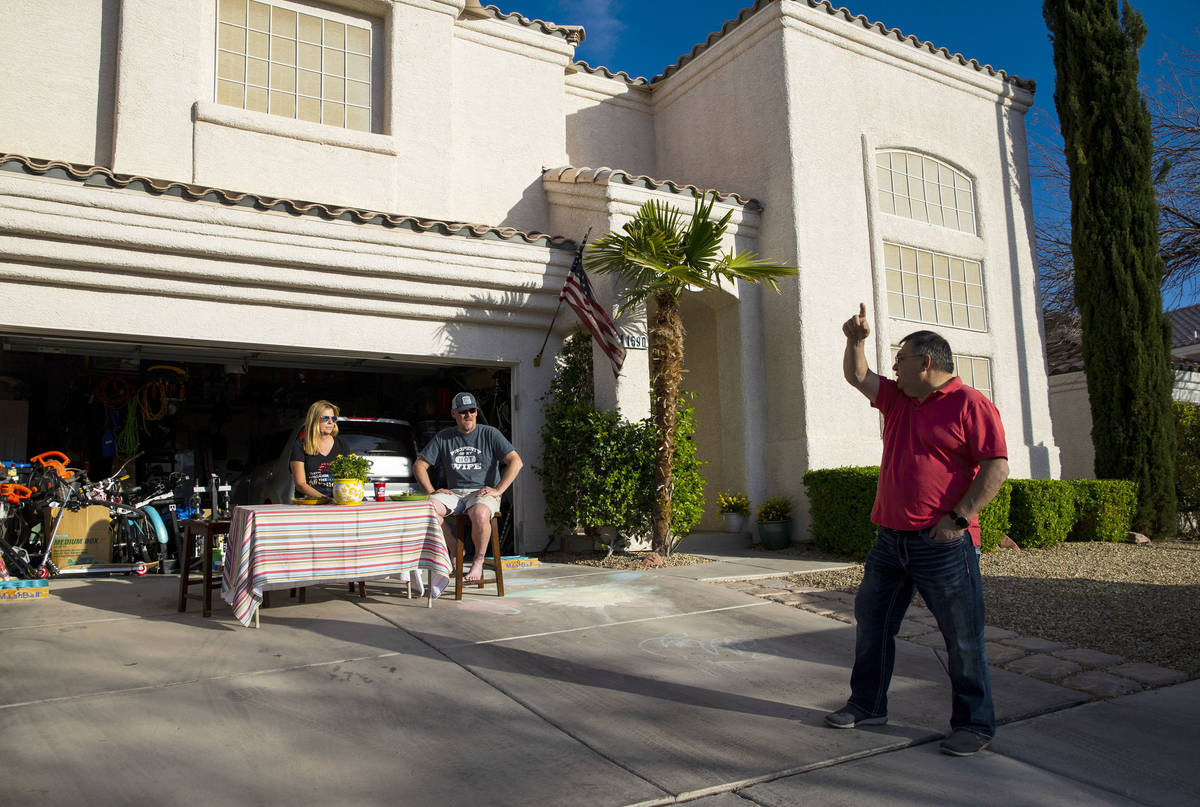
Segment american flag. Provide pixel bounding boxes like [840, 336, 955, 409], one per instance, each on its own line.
[561, 242, 626, 378]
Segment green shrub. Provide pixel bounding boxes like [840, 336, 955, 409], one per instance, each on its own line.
[666, 401, 706, 542]
[1008, 479, 1076, 548]
[535, 330, 706, 548]
[756, 496, 792, 523]
[539, 403, 648, 539]
[805, 468, 1133, 553]
[1174, 400, 1200, 518]
[806, 468, 1010, 555]
[978, 480, 1011, 552]
[803, 466, 879, 558]
[1069, 479, 1137, 542]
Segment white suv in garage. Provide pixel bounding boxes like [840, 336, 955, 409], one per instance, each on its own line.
[239, 417, 421, 505]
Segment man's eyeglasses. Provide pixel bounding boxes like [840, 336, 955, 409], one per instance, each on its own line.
[320, 415, 337, 423]
[894, 354, 927, 365]
[457, 408, 477, 415]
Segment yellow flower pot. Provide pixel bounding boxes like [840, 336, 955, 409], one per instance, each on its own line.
[332, 478, 365, 506]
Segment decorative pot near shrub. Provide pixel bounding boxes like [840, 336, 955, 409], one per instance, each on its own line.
[329, 453, 372, 506]
[717, 491, 751, 534]
[721, 513, 746, 534]
[757, 496, 793, 550]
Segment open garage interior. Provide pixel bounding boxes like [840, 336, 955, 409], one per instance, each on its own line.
[0, 331, 514, 513]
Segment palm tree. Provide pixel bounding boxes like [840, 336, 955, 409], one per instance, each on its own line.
[586, 193, 796, 553]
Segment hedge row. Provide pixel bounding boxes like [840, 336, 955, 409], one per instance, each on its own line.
[802, 467, 1136, 557]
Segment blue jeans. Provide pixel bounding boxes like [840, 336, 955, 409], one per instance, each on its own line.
[848, 526, 995, 738]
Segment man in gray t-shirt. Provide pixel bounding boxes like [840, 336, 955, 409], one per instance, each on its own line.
[414, 391, 522, 582]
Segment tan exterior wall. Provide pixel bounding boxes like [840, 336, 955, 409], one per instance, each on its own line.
[1051, 368, 1200, 480]
[0, 0, 118, 166]
[564, 71, 656, 178]
[449, 16, 572, 230]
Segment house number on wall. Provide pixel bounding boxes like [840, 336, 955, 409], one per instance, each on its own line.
[622, 333, 649, 350]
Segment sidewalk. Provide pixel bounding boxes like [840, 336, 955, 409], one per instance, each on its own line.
[0, 549, 1196, 806]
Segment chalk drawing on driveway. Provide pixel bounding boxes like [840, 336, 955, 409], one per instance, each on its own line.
[637, 632, 766, 677]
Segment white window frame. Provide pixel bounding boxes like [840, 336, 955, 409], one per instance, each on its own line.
[876, 150, 976, 235]
[890, 346, 994, 400]
[883, 241, 987, 332]
[215, 0, 376, 132]
[954, 353, 994, 401]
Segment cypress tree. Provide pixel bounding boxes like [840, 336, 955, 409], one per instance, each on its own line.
[1044, 0, 1176, 536]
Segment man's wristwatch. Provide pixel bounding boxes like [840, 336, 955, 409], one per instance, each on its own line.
[949, 511, 970, 529]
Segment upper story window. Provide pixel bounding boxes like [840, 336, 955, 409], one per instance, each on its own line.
[890, 346, 994, 401]
[216, 0, 373, 132]
[884, 242, 987, 331]
[876, 151, 976, 235]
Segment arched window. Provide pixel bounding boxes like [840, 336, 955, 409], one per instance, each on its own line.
[876, 151, 975, 234]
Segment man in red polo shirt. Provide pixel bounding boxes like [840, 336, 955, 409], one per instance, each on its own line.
[826, 303, 1009, 757]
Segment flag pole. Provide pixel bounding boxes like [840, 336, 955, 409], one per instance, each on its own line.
[534, 229, 590, 367]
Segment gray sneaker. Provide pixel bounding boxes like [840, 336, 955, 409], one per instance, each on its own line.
[824, 704, 888, 729]
[939, 729, 991, 756]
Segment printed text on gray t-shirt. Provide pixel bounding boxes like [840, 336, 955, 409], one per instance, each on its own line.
[418, 425, 514, 489]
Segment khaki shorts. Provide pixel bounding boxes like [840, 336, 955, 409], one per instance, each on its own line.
[429, 489, 501, 518]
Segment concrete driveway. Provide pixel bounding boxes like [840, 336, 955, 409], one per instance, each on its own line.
[1, 559, 1196, 806]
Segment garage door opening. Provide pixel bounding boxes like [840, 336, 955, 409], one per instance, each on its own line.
[0, 334, 515, 549]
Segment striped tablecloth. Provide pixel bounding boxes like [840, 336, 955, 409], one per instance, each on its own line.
[221, 501, 451, 627]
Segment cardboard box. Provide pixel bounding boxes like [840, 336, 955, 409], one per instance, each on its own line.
[0, 579, 50, 601]
[500, 556, 539, 571]
[44, 505, 112, 568]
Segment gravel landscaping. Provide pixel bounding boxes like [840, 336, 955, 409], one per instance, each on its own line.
[789, 541, 1200, 677]
[540, 550, 711, 569]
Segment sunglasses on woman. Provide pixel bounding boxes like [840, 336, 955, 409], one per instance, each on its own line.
[320, 415, 337, 423]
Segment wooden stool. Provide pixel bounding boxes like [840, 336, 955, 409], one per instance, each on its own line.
[454, 514, 504, 600]
[177, 519, 231, 617]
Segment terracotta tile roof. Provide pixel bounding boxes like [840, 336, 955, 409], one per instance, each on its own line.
[1169, 303, 1200, 349]
[543, 166, 761, 210]
[1045, 315, 1200, 376]
[570, 61, 651, 86]
[481, 4, 584, 44]
[560, 0, 1035, 91]
[1045, 330, 1086, 376]
[0, 153, 573, 249]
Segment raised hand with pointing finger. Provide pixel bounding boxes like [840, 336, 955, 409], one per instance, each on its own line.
[843, 302, 870, 341]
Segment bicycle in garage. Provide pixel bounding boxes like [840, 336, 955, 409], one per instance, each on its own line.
[1, 452, 180, 578]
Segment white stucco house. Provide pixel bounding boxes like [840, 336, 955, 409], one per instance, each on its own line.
[0, 0, 1060, 550]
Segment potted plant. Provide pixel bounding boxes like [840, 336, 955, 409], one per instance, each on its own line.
[329, 453, 372, 506]
[756, 496, 792, 550]
[717, 491, 750, 534]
